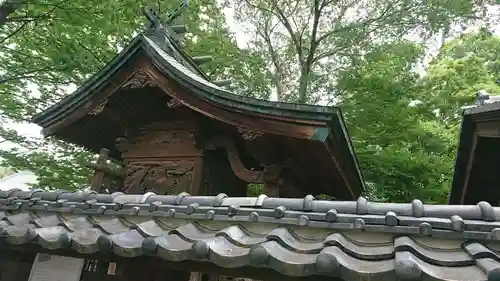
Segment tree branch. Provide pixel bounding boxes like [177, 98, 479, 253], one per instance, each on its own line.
[287, 1, 302, 49]
[208, 64, 222, 77]
[242, 0, 280, 21]
[75, 38, 104, 64]
[0, 1, 20, 27]
[311, 2, 409, 64]
[0, 66, 55, 84]
[305, 0, 321, 66]
[297, 8, 312, 47]
[258, 16, 285, 101]
[267, 0, 303, 63]
[0, 6, 57, 45]
[315, 1, 396, 45]
[319, 0, 338, 11]
[0, 20, 29, 44]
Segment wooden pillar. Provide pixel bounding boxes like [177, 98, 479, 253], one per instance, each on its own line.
[263, 183, 279, 197]
[0, 251, 35, 281]
[189, 272, 203, 281]
[89, 148, 110, 192]
[87, 147, 125, 194]
[262, 165, 281, 197]
[1, 253, 20, 281]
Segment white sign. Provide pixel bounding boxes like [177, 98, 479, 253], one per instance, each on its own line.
[107, 262, 117, 275]
[28, 254, 84, 281]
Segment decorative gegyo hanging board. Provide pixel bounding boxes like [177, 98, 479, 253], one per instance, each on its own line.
[28, 254, 84, 281]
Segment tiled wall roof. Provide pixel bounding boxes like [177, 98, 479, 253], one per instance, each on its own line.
[0, 189, 500, 281]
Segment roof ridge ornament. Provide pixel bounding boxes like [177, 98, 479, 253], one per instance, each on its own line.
[141, 1, 206, 78]
[142, 0, 189, 41]
[143, 0, 189, 28]
[462, 90, 500, 110]
[141, 2, 188, 54]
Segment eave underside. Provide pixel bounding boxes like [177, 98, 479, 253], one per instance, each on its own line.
[1, 190, 500, 281]
[33, 35, 339, 132]
[37, 69, 363, 198]
[33, 36, 348, 141]
[55, 108, 358, 199]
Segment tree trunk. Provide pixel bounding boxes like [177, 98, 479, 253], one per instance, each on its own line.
[297, 67, 310, 103]
[0, 1, 19, 27]
[274, 71, 285, 101]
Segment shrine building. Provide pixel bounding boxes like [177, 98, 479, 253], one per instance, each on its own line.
[0, 5, 498, 281]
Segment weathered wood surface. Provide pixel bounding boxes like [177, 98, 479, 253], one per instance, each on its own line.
[124, 160, 196, 194]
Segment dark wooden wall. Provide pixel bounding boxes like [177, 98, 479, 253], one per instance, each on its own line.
[0, 250, 35, 281]
[461, 137, 500, 205]
[119, 118, 204, 195]
[202, 148, 248, 196]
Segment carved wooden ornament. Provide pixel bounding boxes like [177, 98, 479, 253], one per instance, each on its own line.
[124, 161, 195, 194]
[167, 97, 183, 108]
[237, 127, 263, 140]
[88, 99, 107, 116]
[122, 69, 155, 89]
[158, 85, 183, 108]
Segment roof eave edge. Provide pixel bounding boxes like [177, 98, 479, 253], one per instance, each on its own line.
[31, 36, 146, 128]
[330, 108, 366, 194]
[143, 44, 338, 123]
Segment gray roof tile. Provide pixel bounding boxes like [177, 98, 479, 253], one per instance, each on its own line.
[0, 189, 500, 280]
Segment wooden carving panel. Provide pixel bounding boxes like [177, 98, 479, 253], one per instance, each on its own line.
[124, 160, 195, 194]
[120, 124, 201, 159]
[131, 130, 194, 145]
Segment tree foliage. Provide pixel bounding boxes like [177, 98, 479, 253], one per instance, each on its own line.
[341, 30, 500, 203]
[234, 0, 484, 103]
[0, 0, 267, 190]
[419, 28, 500, 123]
[230, 0, 499, 202]
[337, 41, 455, 203]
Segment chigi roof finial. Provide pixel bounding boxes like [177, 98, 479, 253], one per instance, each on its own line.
[141, 0, 189, 46]
[139, 0, 220, 84]
[142, 0, 189, 29]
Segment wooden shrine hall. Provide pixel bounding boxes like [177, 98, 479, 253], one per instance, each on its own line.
[30, 6, 363, 201]
[1, 4, 500, 281]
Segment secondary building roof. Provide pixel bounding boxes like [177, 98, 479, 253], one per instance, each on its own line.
[450, 91, 500, 205]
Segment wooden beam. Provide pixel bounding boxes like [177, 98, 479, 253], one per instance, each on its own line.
[477, 121, 500, 137]
[460, 132, 478, 204]
[147, 67, 324, 139]
[40, 55, 151, 137]
[205, 136, 264, 183]
[213, 80, 231, 87]
[85, 163, 125, 178]
[89, 148, 110, 192]
[171, 25, 188, 34]
[42, 55, 328, 141]
[192, 56, 213, 65]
